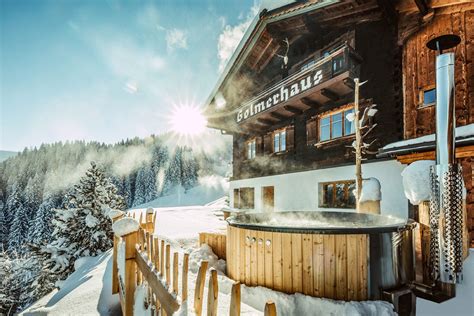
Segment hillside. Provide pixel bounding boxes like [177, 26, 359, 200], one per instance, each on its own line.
[0, 150, 17, 162]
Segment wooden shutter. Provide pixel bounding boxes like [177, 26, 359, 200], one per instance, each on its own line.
[256, 136, 263, 156]
[286, 125, 295, 151]
[306, 119, 317, 145]
[264, 133, 273, 155]
[233, 189, 240, 209]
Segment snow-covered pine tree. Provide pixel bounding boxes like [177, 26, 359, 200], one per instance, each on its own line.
[45, 162, 125, 276]
[133, 166, 147, 206]
[8, 203, 30, 253]
[28, 193, 61, 245]
[162, 147, 182, 195]
[143, 164, 157, 203]
[180, 147, 198, 191]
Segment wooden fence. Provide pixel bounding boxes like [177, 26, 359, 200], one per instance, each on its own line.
[111, 210, 278, 315]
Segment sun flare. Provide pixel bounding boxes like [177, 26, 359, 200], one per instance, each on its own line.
[169, 104, 207, 136]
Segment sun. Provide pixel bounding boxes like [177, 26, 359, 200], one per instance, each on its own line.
[169, 104, 207, 136]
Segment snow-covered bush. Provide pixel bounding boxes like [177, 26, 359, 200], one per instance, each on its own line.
[401, 160, 435, 205]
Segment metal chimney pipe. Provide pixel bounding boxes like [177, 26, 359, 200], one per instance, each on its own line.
[435, 53, 456, 166]
[427, 34, 464, 285]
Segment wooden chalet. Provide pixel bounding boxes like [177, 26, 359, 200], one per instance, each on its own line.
[204, 0, 474, 243]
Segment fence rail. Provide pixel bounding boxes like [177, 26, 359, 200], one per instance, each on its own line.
[111, 209, 277, 315]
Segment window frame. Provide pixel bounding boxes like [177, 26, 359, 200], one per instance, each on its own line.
[246, 138, 257, 160]
[273, 128, 287, 153]
[319, 180, 356, 209]
[419, 86, 436, 108]
[234, 187, 255, 209]
[318, 106, 355, 143]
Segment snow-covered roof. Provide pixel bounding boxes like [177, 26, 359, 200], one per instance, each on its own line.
[379, 123, 474, 156]
[204, 0, 340, 110]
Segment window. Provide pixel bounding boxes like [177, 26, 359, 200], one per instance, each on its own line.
[319, 181, 356, 209]
[422, 88, 436, 106]
[233, 187, 255, 209]
[273, 129, 287, 153]
[319, 108, 355, 142]
[247, 139, 256, 159]
[332, 54, 345, 74]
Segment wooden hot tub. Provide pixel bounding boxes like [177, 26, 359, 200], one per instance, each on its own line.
[226, 211, 416, 301]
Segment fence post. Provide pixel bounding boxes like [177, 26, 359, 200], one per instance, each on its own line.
[146, 208, 154, 233]
[207, 268, 218, 316]
[112, 217, 140, 316]
[264, 301, 277, 316]
[160, 240, 165, 276]
[229, 281, 241, 316]
[194, 261, 209, 316]
[110, 210, 124, 295]
[182, 253, 189, 302]
[173, 252, 179, 295]
[166, 244, 171, 285]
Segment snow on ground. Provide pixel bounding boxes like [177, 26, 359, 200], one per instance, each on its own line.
[136, 175, 229, 209]
[417, 249, 474, 316]
[21, 250, 121, 316]
[382, 123, 474, 151]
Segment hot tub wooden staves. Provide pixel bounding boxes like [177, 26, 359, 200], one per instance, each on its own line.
[226, 225, 369, 301]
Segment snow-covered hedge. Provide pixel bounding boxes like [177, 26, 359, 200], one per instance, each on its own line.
[401, 160, 434, 205]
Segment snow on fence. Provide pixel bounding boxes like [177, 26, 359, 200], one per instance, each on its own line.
[112, 210, 277, 315]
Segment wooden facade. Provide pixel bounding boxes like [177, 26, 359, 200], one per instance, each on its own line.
[396, 1, 474, 245]
[226, 225, 369, 301]
[402, 6, 474, 139]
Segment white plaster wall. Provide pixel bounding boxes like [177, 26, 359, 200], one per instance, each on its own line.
[230, 159, 409, 219]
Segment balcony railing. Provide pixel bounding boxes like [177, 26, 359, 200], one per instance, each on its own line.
[236, 43, 361, 125]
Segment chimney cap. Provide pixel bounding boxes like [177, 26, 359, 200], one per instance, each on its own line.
[427, 34, 461, 52]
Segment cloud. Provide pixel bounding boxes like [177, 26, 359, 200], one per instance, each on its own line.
[166, 28, 188, 52]
[217, 1, 260, 72]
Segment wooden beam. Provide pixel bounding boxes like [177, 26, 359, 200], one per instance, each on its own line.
[414, 0, 429, 15]
[376, 0, 398, 24]
[251, 37, 274, 69]
[321, 88, 339, 101]
[257, 118, 275, 125]
[283, 105, 303, 115]
[301, 97, 321, 109]
[396, 145, 474, 164]
[270, 112, 289, 120]
[343, 78, 355, 90]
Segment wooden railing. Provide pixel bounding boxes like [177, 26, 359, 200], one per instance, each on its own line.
[111, 209, 278, 315]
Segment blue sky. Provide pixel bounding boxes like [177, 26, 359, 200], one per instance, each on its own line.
[0, 0, 259, 151]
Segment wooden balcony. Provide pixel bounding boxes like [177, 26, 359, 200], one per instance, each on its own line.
[236, 44, 361, 132]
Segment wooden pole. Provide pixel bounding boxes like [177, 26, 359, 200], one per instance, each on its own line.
[194, 261, 209, 316]
[111, 213, 124, 295]
[264, 301, 277, 316]
[146, 208, 154, 233]
[207, 268, 219, 316]
[122, 231, 139, 316]
[354, 77, 363, 212]
[153, 237, 159, 270]
[165, 244, 171, 286]
[160, 240, 165, 276]
[229, 281, 241, 316]
[182, 253, 189, 302]
[173, 252, 179, 295]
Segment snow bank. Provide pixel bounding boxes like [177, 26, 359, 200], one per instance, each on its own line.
[359, 177, 381, 202]
[401, 160, 435, 205]
[417, 248, 474, 315]
[189, 244, 226, 274]
[117, 241, 125, 281]
[108, 209, 124, 220]
[21, 251, 120, 316]
[112, 217, 140, 237]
